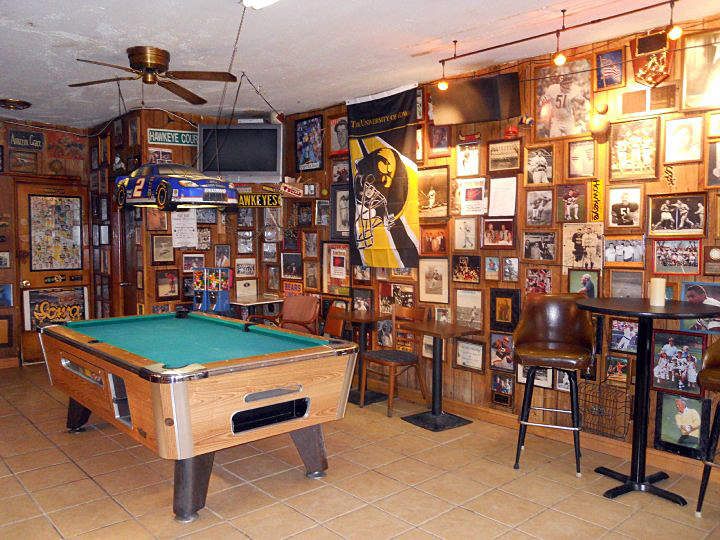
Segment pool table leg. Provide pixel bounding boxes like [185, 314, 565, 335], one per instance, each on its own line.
[290, 425, 328, 478]
[173, 452, 215, 523]
[66, 398, 92, 432]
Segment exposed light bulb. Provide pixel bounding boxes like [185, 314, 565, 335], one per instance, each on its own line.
[437, 79, 449, 91]
[553, 52, 567, 66]
[668, 25, 682, 40]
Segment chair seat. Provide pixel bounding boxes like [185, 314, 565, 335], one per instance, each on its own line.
[515, 342, 592, 370]
[364, 349, 418, 365]
[699, 367, 720, 392]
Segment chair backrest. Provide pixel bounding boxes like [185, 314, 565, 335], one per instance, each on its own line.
[391, 305, 428, 352]
[280, 295, 321, 334]
[324, 304, 345, 338]
[513, 293, 594, 350]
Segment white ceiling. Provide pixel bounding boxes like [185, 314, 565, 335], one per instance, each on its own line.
[0, 0, 717, 128]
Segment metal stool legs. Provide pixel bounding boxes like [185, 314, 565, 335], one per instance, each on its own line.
[696, 402, 720, 517]
[514, 367, 537, 469]
[568, 371, 582, 475]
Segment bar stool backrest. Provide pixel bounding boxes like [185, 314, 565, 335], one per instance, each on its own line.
[514, 293, 594, 349]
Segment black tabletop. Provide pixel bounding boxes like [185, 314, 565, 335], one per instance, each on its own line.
[577, 298, 720, 320]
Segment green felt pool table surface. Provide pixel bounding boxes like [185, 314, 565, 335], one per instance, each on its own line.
[64, 313, 329, 369]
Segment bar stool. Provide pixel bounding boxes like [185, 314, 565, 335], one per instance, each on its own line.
[513, 293, 595, 476]
[695, 339, 720, 517]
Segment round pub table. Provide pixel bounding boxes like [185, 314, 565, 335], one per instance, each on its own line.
[577, 297, 720, 506]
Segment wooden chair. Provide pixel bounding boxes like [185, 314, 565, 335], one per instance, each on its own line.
[359, 305, 429, 417]
[323, 304, 346, 338]
[249, 295, 320, 335]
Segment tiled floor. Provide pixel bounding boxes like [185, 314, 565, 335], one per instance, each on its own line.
[1, 366, 719, 539]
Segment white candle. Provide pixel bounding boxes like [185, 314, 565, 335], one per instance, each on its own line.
[649, 277, 667, 307]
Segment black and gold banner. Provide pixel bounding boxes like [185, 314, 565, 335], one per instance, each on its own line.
[346, 85, 420, 268]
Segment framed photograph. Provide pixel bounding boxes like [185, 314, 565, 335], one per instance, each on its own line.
[490, 288, 520, 332]
[262, 242, 277, 263]
[522, 231, 556, 262]
[237, 230, 255, 255]
[315, 200, 330, 226]
[487, 176, 517, 217]
[214, 244, 231, 268]
[295, 115, 323, 172]
[352, 288, 373, 313]
[302, 231, 319, 258]
[182, 253, 205, 273]
[303, 183, 317, 198]
[455, 289, 483, 331]
[648, 192, 706, 237]
[605, 354, 630, 385]
[322, 242, 351, 296]
[704, 246, 720, 276]
[281, 252, 303, 280]
[452, 255, 481, 283]
[196, 208, 217, 225]
[10, 150, 37, 173]
[561, 223, 603, 269]
[525, 189, 553, 227]
[487, 138, 521, 175]
[266, 265, 280, 292]
[567, 139, 595, 179]
[416, 126, 423, 162]
[419, 258, 449, 304]
[155, 269, 180, 300]
[489, 332, 514, 372]
[389, 267, 417, 282]
[682, 30, 720, 110]
[595, 48, 624, 91]
[420, 223, 448, 256]
[234, 257, 256, 278]
[283, 228, 299, 252]
[453, 337, 485, 374]
[609, 118, 659, 181]
[534, 58, 592, 140]
[485, 256, 500, 281]
[329, 184, 351, 241]
[556, 184, 586, 223]
[651, 329, 705, 396]
[428, 124, 450, 158]
[607, 186, 642, 229]
[652, 239, 701, 275]
[654, 392, 710, 460]
[709, 113, 720, 138]
[416, 87, 424, 120]
[453, 217, 477, 251]
[392, 283, 415, 308]
[235, 279, 257, 299]
[568, 269, 600, 299]
[435, 307, 451, 323]
[608, 318, 639, 354]
[303, 260, 320, 291]
[376, 268, 389, 281]
[708, 141, 720, 188]
[29, 195, 82, 271]
[555, 370, 571, 392]
[296, 202, 313, 227]
[0, 284, 13, 307]
[328, 115, 348, 157]
[604, 236, 644, 268]
[524, 145, 553, 185]
[482, 218, 515, 249]
[609, 269, 644, 299]
[680, 282, 720, 333]
[418, 166, 449, 219]
[352, 265, 371, 286]
[331, 160, 350, 183]
[491, 373, 514, 406]
[456, 177, 487, 216]
[197, 229, 212, 251]
[664, 117, 703, 164]
[456, 143, 480, 177]
[151, 235, 174, 265]
[525, 267, 552, 295]
[502, 257, 519, 282]
[181, 276, 193, 299]
[517, 365, 553, 388]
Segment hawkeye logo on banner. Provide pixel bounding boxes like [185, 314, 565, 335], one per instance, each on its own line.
[346, 84, 420, 269]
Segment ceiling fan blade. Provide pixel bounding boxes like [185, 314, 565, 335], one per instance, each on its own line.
[165, 70, 237, 82]
[68, 75, 140, 87]
[158, 79, 207, 105]
[76, 58, 138, 74]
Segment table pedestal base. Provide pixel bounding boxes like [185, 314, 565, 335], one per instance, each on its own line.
[401, 411, 472, 432]
[348, 389, 386, 406]
[595, 467, 686, 505]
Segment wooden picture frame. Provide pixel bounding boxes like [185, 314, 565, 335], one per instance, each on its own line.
[303, 260, 320, 292]
[489, 288, 520, 333]
[328, 115, 349, 157]
[453, 337, 485, 374]
[603, 236, 644, 268]
[418, 258, 449, 304]
[524, 189, 553, 228]
[489, 332, 515, 372]
[352, 265, 372, 286]
[428, 124, 451, 158]
[237, 230, 255, 255]
[322, 242, 351, 297]
[704, 246, 720, 276]
[608, 117, 659, 181]
[664, 116, 704, 165]
[502, 257, 519, 282]
[652, 239, 701, 276]
[418, 166, 450, 219]
[237, 207, 255, 228]
[453, 217, 477, 252]
[651, 329, 706, 397]
[487, 138, 522, 175]
[455, 289, 482, 331]
[491, 373, 514, 406]
[295, 115, 323, 172]
[524, 144, 554, 186]
[522, 231, 557, 263]
[517, 365, 553, 388]
[647, 192, 706, 238]
[151, 235, 174, 265]
[482, 218, 515, 249]
[182, 253, 205, 273]
[566, 138, 595, 179]
[266, 265, 280, 292]
[654, 392, 710, 460]
[607, 185, 643, 230]
[301, 231, 319, 259]
[420, 223, 449, 256]
[456, 142, 480, 177]
[594, 48, 625, 91]
[155, 269, 180, 301]
[608, 269, 645, 299]
[568, 268, 600, 298]
[451, 255, 481, 284]
[281, 252, 303, 280]
[556, 183, 587, 223]
[329, 184, 351, 241]
[608, 317, 639, 354]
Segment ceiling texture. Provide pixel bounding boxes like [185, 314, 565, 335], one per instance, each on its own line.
[0, 0, 717, 127]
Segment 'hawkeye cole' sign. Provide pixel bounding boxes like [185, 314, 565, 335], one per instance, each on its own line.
[147, 129, 198, 147]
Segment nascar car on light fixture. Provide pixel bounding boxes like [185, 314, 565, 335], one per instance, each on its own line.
[114, 163, 239, 211]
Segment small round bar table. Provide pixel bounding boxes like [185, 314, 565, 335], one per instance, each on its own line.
[577, 297, 720, 506]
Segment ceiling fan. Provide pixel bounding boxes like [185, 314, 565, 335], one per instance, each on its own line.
[68, 46, 237, 105]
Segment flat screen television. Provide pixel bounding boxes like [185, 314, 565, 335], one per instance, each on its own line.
[198, 123, 283, 182]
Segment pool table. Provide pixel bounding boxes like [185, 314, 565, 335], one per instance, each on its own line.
[40, 312, 357, 522]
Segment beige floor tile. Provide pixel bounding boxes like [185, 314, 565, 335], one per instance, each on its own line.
[518, 508, 607, 539]
[378, 434, 440, 457]
[552, 491, 635, 529]
[4, 447, 68, 473]
[333, 470, 406, 502]
[615, 510, 708, 540]
[325, 505, 412, 539]
[375, 487, 454, 526]
[205, 482, 275, 519]
[416, 470, 491, 505]
[61, 437, 124, 461]
[76, 449, 145, 476]
[321, 456, 369, 484]
[113, 480, 175, 517]
[522, 434, 574, 458]
[286, 484, 365, 522]
[457, 458, 527, 487]
[93, 463, 166, 495]
[181, 522, 249, 539]
[643, 493, 720, 531]
[33, 478, 106, 513]
[48, 497, 130, 537]
[215, 443, 260, 464]
[487, 447, 554, 471]
[0, 493, 43, 526]
[288, 525, 343, 539]
[253, 468, 327, 499]
[341, 444, 404, 469]
[501, 475, 578, 506]
[421, 507, 510, 539]
[529, 459, 608, 489]
[250, 433, 293, 452]
[667, 474, 720, 506]
[463, 488, 545, 527]
[207, 466, 245, 494]
[375, 457, 442, 485]
[324, 431, 369, 455]
[412, 444, 483, 471]
[17, 461, 87, 491]
[581, 477, 654, 511]
[269, 445, 305, 467]
[391, 528, 439, 539]
[0, 461, 10, 477]
[0, 476, 25, 500]
[45, 427, 107, 447]
[137, 507, 220, 538]
[0, 516, 60, 540]
[73, 519, 155, 539]
[496, 530, 537, 539]
[223, 453, 293, 481]
[232, 502, 316, 539]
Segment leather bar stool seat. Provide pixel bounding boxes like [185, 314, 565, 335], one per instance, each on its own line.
[695, 340, 720, 517]
[515, 342, 592, 370]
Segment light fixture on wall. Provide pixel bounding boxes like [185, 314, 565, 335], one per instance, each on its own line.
[242, 0, 281, 9]
[552, 10, 567, 66]
[437, 61, 449, 91]
[667, 0, 682, 40]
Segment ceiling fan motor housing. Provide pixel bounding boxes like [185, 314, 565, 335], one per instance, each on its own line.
[127, 46, 170, 73]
